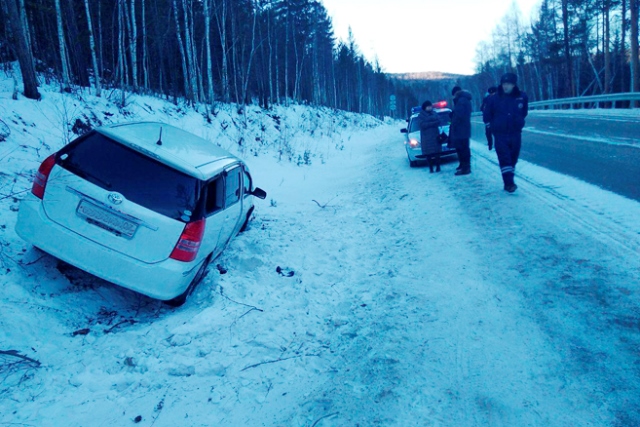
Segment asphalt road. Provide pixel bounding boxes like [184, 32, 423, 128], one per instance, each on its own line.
[471, 111, 640, 201]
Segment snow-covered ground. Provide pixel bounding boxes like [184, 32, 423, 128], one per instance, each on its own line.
[2, 79, 640, 427]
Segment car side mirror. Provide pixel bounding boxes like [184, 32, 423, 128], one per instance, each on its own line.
[251, 187, 267, 199]
[400, 128, 408, 133]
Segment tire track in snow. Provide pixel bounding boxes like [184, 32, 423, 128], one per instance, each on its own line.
[438, 142, 640, 426]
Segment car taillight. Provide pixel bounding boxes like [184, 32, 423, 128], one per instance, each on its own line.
[170, 219, 206, 262]
[409, 139, 420, 148]
[31, 154, 57, 199]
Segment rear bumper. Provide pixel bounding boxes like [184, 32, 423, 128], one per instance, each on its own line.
[15, 194, 199, 301]
[405, 146, 457, 161]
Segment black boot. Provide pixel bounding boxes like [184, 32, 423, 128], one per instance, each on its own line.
[455, 168, 471, 176]
[505, 183, 518, 193]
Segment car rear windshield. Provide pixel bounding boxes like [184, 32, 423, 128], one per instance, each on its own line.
[410, 112, 450, 132]
[57, 131, 200, 221]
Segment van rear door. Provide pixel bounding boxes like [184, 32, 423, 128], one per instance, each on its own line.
[42, 132, 200, 264]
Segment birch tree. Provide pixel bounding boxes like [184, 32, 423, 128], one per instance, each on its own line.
[631, 0, 639, 103]
[129, 0, 138, 91]
[54, 0, 71, 91]
[203, 0, 215, 103]
[83, 0, 101, 96]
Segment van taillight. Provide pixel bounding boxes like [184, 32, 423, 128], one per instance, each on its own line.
[170, 219, 206, 262]
[32, 154, 57, 199]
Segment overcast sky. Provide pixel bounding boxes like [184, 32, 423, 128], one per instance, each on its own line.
[321, 0, 542, 75]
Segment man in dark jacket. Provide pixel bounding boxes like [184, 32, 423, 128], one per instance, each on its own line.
[449, 86, 472, 175]
[481, 86, 497, 150]
[418, 100, 442, 173]
[483, 72, 529, 193]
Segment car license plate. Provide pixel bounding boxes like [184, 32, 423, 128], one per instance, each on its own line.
[76, 200, 138, 238]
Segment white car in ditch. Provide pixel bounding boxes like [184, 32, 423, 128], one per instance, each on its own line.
[16, 122, 266, 306]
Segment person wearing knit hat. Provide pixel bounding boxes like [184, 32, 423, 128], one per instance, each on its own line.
[500, 73, 518, 85]
[449, 85, 473, 175]
[417, 100, 442, 173]
[482, 72, 529, 193]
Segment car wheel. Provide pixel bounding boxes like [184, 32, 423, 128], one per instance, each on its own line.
[164, 254, 212, 307]
[409, 160, 417, 168]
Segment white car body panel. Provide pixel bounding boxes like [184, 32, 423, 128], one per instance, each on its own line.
[15, 122, 261, 302]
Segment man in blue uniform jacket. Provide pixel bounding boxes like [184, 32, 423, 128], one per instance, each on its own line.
[482, 72, 529, 193]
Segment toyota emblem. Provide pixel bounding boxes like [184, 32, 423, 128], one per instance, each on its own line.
[108, 192, 124, 205]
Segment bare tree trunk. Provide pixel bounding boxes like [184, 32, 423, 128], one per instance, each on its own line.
[275, 33, 280, 103]
[561, 0, 575, 97]
[604, 1, 611, 93]
[98, 0, 103, 85]
[214, 0, 230, 102]
[622, 0, 627, 93]
[118, 0, 127, 105]
[229, 8, 238, 103]
[141, 0, 148, 90]
[587, 41, 604, 93]
[182, 0, 198, 103]
[18, 0, 32, 57]
[267, 6, 274, 106]
[172, 0, 191, 102]
[284, 12, 289, 105]
[241, 4, 258, 105]
[54, 0, 71, 91]
[2, 0, 40, 99]
[83, 0, 101, 96]
[121, 0, 130, 87]
[129, 0, 138, 91]
[631, 0, 639, 105]
[204, 0, 214, 104]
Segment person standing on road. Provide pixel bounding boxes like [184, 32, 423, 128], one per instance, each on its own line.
[449, 86, 473, 175]
[481, 86, 497, 150]
[483, 72, 529, 193]
[418, 100, 442, 173]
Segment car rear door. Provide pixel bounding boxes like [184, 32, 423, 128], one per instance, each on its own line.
[41, 132, 199, 264]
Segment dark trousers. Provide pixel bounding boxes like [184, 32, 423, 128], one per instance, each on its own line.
[427, 153, 441, 172]
[455, 138, 471, 170]
[494, 133, 522, 186]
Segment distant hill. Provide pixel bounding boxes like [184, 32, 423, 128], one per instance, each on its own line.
[390, 71, 467, 81]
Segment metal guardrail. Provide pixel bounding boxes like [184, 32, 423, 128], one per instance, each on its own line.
[471, 92, 640, 116]
[529, 92, 640, 109]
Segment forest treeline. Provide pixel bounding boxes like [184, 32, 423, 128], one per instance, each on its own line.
[0, 0, 638, 119]
[0, 0, 403, 116]
[464, 0, 639, 106]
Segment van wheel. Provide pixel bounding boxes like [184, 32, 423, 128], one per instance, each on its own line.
[164, 254, 212, 307]
[239, 207, 255, 233]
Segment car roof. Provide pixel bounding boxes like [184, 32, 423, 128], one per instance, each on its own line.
[95, 122, 239, 180]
